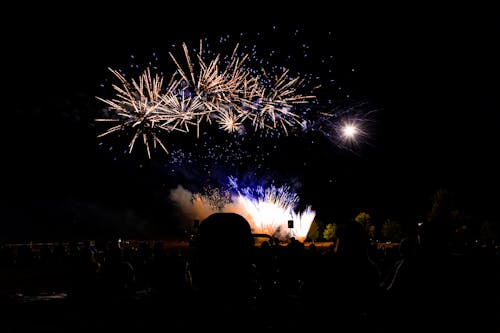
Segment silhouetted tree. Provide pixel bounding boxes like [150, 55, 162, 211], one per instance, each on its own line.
[354, 211, 371, 227]
[428, 188, 453, 223]
[426, 188, 455, 247]
[355, 211, 376, 239]
[323, 223, 337, 241]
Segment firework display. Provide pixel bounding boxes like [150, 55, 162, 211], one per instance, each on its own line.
[95, 29, 376, 241]
[96, 41, 315, 158]
[169, 177, 316, 240]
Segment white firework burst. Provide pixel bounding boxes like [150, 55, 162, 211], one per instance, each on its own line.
[96, 40, 318, 157]
[96, 67, 173, 158]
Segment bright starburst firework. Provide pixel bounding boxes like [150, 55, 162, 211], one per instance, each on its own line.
[169, 42, 254, 118]
[95, 68, 177, 158]
[169, 42, 316, 136]
[215, 108, 244, 133]
[248, 69, 315, 136]
[342, 123, 358, 138]
[96, 40, 316, 158]
[315, 101, 377, 153]
[159, 90, 207, 135]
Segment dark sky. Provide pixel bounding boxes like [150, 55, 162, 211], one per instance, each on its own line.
[2, 4, 499, 240]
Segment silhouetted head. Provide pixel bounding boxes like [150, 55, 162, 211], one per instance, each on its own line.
[198, 213, 254, 253]
[193, 213, 255, 296]
[336, 221, 369, 257]
[399, 236, 419, 259]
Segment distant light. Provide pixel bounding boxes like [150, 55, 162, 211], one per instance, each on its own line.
[342, 124, 358, 138]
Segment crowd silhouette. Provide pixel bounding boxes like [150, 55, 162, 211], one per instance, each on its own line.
[0, 212, 498, 331]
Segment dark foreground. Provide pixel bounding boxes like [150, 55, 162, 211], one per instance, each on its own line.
[1, 223, 498, 333]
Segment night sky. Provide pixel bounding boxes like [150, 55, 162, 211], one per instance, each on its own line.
[2, 4, 498, 240]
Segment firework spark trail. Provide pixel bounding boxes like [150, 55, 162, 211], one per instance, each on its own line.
[96, 68, 177, 158]
[159, 91, 207, 133]
[235, 194, 291, 236]
[169, 180, 315, 240]
[231, 183, 301, 237]
[238, 184, 299, 211]
[168, 42, 253, 136]
[215, 108, 244, 133]
[97, 40, 317, 158]
[249, 69, 316, 135]
[290, 205, 316, 242]
[210, 177, 313, 237]
[171, 45, 316, 136]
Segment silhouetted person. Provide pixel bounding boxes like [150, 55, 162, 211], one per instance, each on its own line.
[303, 221, 382, 331]
[99, 242, 135, 302]
[68, 246, 101, 303]
[0, 243, 15, 266]
[381, 236, 420, 292]
[379, 236, 423, 332]
[188, 213, 257, 329]
[281, 236, 306, 296]
[380, 220, 497, 332]
[52, 242, 67, 266]
[338, 221, 382, 329]
[16, 245, 34, 267]
[38, 244, 52, 265]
